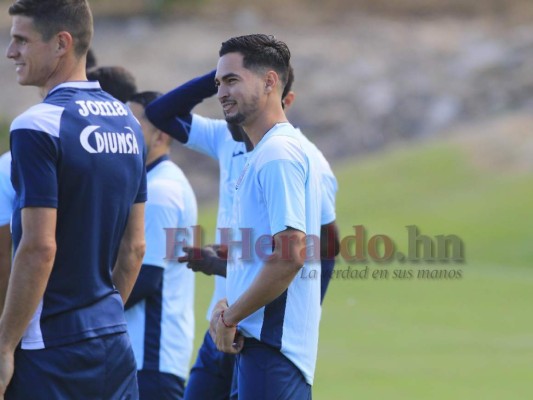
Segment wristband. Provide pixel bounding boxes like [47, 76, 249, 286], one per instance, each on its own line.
[220, 309, 237, 328]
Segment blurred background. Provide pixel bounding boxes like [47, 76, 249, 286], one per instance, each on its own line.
[0, 0, 532, 398]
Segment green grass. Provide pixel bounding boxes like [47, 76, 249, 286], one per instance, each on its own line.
[193, 137, 533, 399]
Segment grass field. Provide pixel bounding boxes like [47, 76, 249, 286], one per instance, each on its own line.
[192, 135, 533, 399]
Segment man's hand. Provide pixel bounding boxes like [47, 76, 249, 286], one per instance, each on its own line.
[209, 298, 243, 354]
[209, 298, 227, 341]
[0, 348, 15, 398]
[211, 244, 228, 260]
[178, 246, 227, 277]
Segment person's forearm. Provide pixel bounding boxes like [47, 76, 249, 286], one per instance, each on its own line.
[113, 203, 145, 304]
[145, 70, 217, 142]
[223, 254, 303, 326]
[223, 231, 306, 325]
[112, 240, 145, 304]
[146, 69, 217, 121]
[0, 241, 55, 351]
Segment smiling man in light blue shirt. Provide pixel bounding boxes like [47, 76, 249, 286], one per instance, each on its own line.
[211, 34, 322, 400]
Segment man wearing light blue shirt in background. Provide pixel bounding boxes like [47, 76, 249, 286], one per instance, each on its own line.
[127, 91, 198, 400]
[145, 68, 251, 400]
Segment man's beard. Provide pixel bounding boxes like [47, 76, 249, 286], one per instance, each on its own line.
[225, 111, 246, 125]
[224, 94, 259, 126]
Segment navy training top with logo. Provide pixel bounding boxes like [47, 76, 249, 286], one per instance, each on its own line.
[9, 81, 147, 350]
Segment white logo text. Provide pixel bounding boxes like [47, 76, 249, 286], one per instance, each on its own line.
[80, 126, 140, 154]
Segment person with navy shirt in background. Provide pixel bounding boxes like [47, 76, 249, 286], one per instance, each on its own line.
[126, 91, 198, 400]
[210, 34, 322, 400]
[0, 1, 147, 398]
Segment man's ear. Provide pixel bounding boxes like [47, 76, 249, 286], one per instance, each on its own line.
[55, 31, 73, 56]
[156, 130, 172, 147]
[282, 91, 296, 110]
[264, 70, 279, 93]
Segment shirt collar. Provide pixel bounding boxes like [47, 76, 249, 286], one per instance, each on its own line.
[47, 80, 102, 96]
[146, 155, 169, 173]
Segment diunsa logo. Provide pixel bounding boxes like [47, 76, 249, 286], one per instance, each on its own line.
[80, 125, 140, 154]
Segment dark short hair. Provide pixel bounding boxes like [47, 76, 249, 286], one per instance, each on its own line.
[9, 0, 93, 58]
[87, 66, 137, 103]
[219, 34, 291, 87]
[128, 91, 163, 108]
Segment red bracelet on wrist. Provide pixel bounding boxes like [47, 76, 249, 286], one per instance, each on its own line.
[220, 309, 237, 328]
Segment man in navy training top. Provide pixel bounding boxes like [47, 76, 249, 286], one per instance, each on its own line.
[0, 1, 147, 398]
[126, 91, 197, 400]
[0, 52, 111, 319]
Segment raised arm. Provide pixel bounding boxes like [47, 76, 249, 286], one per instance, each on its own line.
[145, 70, 217, 143]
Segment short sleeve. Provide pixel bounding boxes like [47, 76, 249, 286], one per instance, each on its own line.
[10, 129, 59, 209]
[134, 162, 147, 204]
[257, 159, 307, 236]
[185, 115, 230, 160]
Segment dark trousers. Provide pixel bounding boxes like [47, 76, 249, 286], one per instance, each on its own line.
[6, 332, 138, 400]
[184, 330, 235, 400]
[230, 338, 312, 400]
